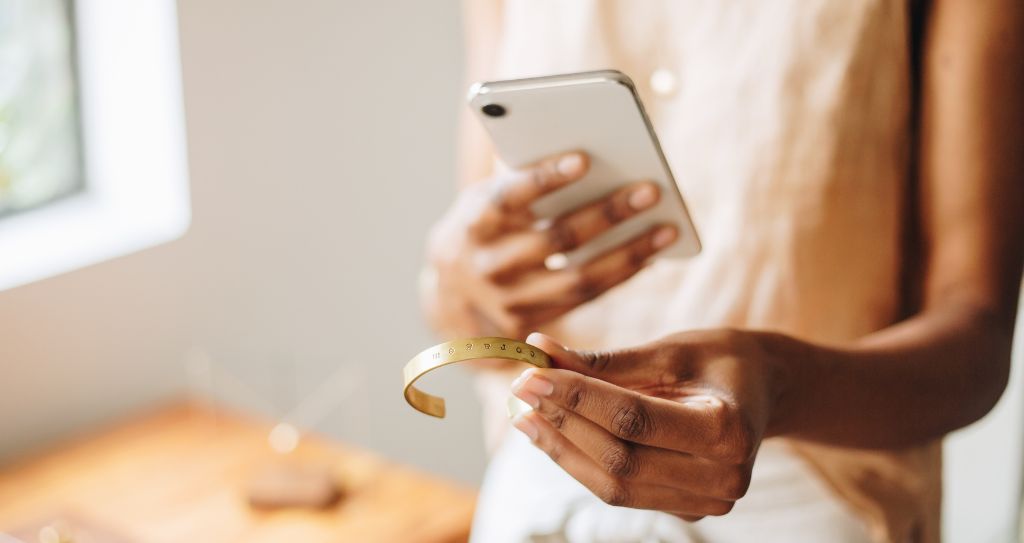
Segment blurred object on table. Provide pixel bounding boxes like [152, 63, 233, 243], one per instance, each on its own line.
[0, 402, 475, 543]
[245, 462, 341, 510]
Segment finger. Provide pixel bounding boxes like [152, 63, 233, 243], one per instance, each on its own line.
[493, 151, 589, 211]
[470, 153, 590, 243]
[512, 411, 736, 516]
[495, 152, 589, 211]
[512, 368, 754, 463]
[477, 184, 664, 281]
[525, 331, 682, 388]
[497, 225, 677, 315]
[466, 230, 553, 283]
[541, 182, 661, 255]
[525, 387, 751, 500]
[569, 223, 676, 297]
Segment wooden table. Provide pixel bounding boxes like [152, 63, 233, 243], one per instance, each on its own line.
[0, 402, 476, 543]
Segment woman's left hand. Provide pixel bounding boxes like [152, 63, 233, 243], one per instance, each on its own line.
[511, 330, 794, 521]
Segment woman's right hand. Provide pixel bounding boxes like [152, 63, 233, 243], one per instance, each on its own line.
[423, 151, 678, 339]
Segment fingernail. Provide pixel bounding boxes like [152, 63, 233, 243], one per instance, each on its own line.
[526, 332, 568, 351]
[512, 414, 540, 441]
[507, 395, 534, 419]
[652, 226, 678, 249]
[628, 184, 659, 210]
[510, 371, 529, 392]
[511, 369, 554, 409]
[557, 153, 585, 177]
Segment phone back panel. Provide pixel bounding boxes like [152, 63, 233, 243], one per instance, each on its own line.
[469, 70, 700, 262]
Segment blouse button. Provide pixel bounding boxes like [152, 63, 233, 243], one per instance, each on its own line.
[649, 67, 678, 97]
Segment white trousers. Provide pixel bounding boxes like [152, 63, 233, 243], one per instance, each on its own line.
[471, 432, 873, 543]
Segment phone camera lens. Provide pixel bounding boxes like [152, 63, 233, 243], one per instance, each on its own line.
[482, 104, 506, 117]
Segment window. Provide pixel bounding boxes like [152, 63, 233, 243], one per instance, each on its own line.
[0, 0, 190, 291]
[0, 0, 84, 217]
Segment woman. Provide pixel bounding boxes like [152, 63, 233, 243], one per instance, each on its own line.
[421, 1, 1023, 541]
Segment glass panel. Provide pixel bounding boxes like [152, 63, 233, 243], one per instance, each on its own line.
[0, 0, 84, 218]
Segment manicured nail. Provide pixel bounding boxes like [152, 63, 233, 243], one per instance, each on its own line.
[561, 151, 585, 175]
[510, 371, 529, 392]
[526, 332, 565, 350]
[652, 226, 678, 249]
[557, 153, 585, 177]
[512, 387, 540, 409]
[512, 413, 539, 441]
[507, 395, 534, 419]
[511, 368, 554, 409]
[628, 184, 659, 210]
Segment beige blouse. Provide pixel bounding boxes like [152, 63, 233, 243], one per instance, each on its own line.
[472, 1, 939, 542]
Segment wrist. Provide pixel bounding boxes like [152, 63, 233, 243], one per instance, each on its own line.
[752, 331, 826, 439]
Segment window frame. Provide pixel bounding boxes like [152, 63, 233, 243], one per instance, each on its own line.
[0, 0, 190, 291]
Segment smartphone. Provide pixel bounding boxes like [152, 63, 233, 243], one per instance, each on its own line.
[468, 70, 700, 264]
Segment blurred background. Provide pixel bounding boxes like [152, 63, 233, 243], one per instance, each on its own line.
[0, 0, 485, 483]
[0, 1, 1021, 542]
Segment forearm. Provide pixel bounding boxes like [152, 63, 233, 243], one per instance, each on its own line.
[772, 0, 1024, 450]
[770, 300, 1017, 449]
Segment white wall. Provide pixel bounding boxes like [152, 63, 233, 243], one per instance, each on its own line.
[943, 287, 1024, 542]
[0, 0, 488, 484]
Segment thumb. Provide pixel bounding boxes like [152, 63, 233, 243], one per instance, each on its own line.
[525, 332, 660, 387]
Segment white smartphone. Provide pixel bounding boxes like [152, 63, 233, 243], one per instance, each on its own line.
[468, 70, 700, 263]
